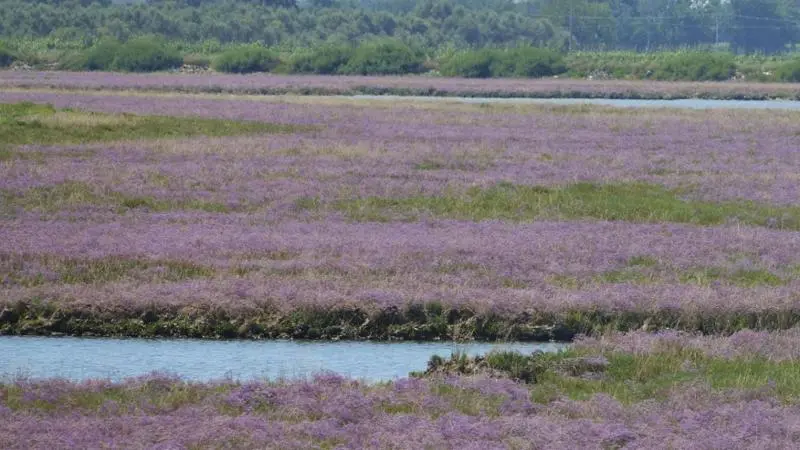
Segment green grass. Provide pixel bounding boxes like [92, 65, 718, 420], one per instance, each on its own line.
[531, 348, 800, 405]
[1, 182, 230, 214]
[0, 102, 305, 146]
[335, 182, 800, 229]
[551, 261, 793, 289]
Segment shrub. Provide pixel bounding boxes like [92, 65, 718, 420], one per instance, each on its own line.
[651, 52, 736, 81]
[440, 49, 496, 78]
[775, 59, 800, 82]
[287, 44, 354, 74]
[501, 47, 566, 78]
[183, 54, 212, 68]
[440, 47, 566, 79]
[212, 46, 280, 74]
[110, 37, 183, 72]
[0, 41, 15, 68]
[83, 38, 123, 71]
[340, 39, 425, 75]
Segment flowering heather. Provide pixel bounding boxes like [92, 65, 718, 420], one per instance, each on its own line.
[3, 357, 800, 449]
[3, 71, 800, 100]
[1, 91, 799, 338]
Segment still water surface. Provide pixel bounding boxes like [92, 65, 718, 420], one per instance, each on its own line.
[0, 336, 566, 382]
[352, 95, 800, 110]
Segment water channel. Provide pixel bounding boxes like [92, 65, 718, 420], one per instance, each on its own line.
[351, 95, 800, 110]
[0, 336, 566, 382]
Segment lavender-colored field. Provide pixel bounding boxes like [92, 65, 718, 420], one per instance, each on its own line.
[1, 90, 800, 337]
[4, 87, 800, 447]
[3, 71, 800, 100]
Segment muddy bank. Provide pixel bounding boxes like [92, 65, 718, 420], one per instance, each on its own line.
[2, 301, 799, 341]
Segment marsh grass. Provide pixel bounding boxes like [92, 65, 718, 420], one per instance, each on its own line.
[0, 182, 230, 214]
[550, 258, 796, 289]
[0, 102, 303, 146]
[1, 254, 215, 286]
[531, 348, 800, 405]
[335, 182, 800, 229]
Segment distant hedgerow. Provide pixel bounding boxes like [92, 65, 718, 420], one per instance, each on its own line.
[340, 39, 425, 75]
[651, 52, 736, 81]
[212, 46, 281, 74]
[0, 41, 16, 68]
[110, 37, 183, 72]
[65, 37, 181, 72]
[287, 44, 354, 74]
[441, 47, 566, 79]
[82, 38, 123, 71]
[775, 59, 800, 82]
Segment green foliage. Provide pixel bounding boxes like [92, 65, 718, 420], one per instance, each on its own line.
[651, 52, 736, 81]
[440, 49, 496, 78]
[775, 59, 800, 82]
[441, 47, 566, 78]
[0, 41, 15, 67]
[531, 347, 800, 404]
[84, 38, 123, 71]
[286, 44, 354, 74]
[335, 181, 800, 229]
[340, 39, 425, 75]
[212, 46, 281, 74]
[491, 47, 566, 78]
[0, 102, 304, 147]
[182, 54, 212, 68]
[110, 36, 182, 72]
[63, 37, 181, 72]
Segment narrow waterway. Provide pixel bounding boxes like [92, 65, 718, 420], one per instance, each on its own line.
[351, 95, 800, 110]
[0, 336, 566, 382]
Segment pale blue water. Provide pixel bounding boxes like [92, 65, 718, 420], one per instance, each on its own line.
[351, 95, 800, 110]
[0, 336, 566, 382]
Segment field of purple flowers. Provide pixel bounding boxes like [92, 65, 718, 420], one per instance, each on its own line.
[3, 83, 800, 448]
[3, 71, 800, 100]
[1, 89, 800, 340]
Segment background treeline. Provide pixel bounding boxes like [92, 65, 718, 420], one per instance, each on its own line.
[1, 0, 799, 53]
[0, 0, 799, 81]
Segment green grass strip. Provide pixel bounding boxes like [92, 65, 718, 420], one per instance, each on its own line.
[0, 102, 304, 146]
[335, 182, 800, 229]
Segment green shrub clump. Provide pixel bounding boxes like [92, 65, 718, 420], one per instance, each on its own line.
[110, 37, 183, 72]
[775, 59, 800, 82]
[66, 37, 181, 72]
[211, 46, 280, 74]
[0, 41, 16, 68]
[340, 39, 425, 75]
[651, 51, 736, 81]
[287, 44, 354, 74]
[441, 47, 566, 78]
[440, 49, 496, 78]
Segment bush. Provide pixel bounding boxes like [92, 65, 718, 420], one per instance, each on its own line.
[441, 47, 566, 79]
[651, 52, 736, 81]
[110, 37, 183, 72]
[83, 38, 122, 71]
[212, 46, 280, 74]
[775, 59, 800, 82]
[0, 42, 15, 68]
[287, 44, 354, 74]
[183, 54, 212, 68]
[440, 49, 495, 78]
[492, 47, 566, 78]
[340, 39, 425, 75]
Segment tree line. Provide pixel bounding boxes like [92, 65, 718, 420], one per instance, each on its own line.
[0, 0, 798, 54]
